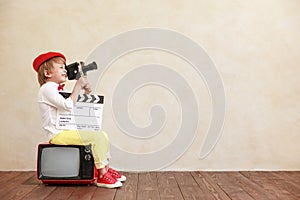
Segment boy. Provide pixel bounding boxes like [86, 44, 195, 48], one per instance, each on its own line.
[33, 52, 125, 188]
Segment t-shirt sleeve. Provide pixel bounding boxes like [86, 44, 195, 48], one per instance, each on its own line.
[40, 84, 74, 111]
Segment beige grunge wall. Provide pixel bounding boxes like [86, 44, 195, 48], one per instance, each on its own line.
[0, 0, 299, 171]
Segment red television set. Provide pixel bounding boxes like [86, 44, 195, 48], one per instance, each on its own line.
[37, 143, 97, 185]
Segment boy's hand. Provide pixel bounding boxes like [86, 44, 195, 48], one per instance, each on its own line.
[83, 83, 92, 94]
[70, 76, 92, 104]
[78, 76, 92, 94]
[75, 76, 91, 93]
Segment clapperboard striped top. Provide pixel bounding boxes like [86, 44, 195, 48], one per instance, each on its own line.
[59, 92, 104, 104]
[77, 94, 104, 104]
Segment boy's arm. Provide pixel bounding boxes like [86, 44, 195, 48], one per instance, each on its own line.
[41, 77, 91, 111]
[69, 76, 91, 105]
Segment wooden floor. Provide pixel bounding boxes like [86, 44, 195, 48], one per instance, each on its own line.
[0, 171, 299, 200]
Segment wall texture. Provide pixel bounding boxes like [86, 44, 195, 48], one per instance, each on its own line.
[0, 0, 299, 171]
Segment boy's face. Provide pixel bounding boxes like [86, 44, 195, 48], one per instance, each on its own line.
[45, 61, 67, 84]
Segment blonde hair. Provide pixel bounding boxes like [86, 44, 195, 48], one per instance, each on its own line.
[37, 57, 65, 86]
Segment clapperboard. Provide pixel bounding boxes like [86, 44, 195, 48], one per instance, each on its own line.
[56, 92, 104, 132]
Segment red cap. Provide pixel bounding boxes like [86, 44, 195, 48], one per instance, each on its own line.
[33, 52, 66, 72]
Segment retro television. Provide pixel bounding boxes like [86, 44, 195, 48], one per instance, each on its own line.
[37, 143, 97, 185]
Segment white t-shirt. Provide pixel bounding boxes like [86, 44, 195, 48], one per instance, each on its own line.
[38, 81, 74, 139]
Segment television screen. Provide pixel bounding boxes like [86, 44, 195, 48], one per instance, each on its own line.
[37, 144, 95, 184]
[40, 147, 80, 177]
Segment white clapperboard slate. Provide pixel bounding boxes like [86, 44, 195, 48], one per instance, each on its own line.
[56, 92, 104, 132]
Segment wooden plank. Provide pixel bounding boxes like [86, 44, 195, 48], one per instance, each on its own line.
[180, 185, 211, 200]
[222, 172, 275, 200]
[1, 171, 299, 200]
[192, 171, 230, 200]
[0, 171, 22, 187]
[220, 185, 254, 200]
[205, 172, 255, 200]
[0, 171, 35, 198]
[137, 172, 160, 200]
[23, 173, 41, 185]
[269, 171, 300, 198]
[138, 172, 158, 189]
[174, 171, 216, 200]
[241, 171, 299, 200]
[173, 172, 198, 186]
[114, 172, 138, 200]
[138, 189, 160, 200]
[21, 184, 57, 200]
[0, 171, 22, 190]
[157, 172, 178, 188]
[0, 172, 38, 200]
[273, 171, 300, 185]
[92, 187, 117, 200]
[44, 186, 76, 200]
[67, 185, 97, 200]
[157, 172, 184, 200]
[158, 187, 184, 200]
[3, 185, 38, 200]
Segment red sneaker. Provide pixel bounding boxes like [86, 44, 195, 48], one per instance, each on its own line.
[96, 172, 122, 188]
[108, 168, 126, 182]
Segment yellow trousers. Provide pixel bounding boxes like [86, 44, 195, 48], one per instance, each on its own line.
[50, 130, 110, 169]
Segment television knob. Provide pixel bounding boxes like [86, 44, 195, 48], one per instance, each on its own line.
[85, 154, 92, 161]
[85, 147, 91, 153]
